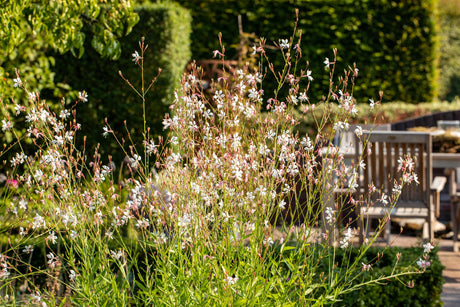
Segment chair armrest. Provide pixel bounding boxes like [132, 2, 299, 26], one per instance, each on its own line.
[431, 176, 447, 218]
[431, 176, 447, 193]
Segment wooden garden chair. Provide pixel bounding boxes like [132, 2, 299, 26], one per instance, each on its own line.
[333, 123, 391, 156]
[354, 131, 446, 244]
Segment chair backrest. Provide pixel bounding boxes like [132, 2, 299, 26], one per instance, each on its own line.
[354, 131, 432, 207]
[334, 124, 391, 155]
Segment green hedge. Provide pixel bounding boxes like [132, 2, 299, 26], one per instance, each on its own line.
[51, 1, 191, 163]
[335, 247, 444, 306]
[173, 0, 437, 103]
[437, 0, 460, 101]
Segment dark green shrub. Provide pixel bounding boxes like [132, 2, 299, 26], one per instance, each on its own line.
[437, 0, 460, 101]
[0, 1, 139, 159]
[173, 0, 437, 103]
[51, 1, 191, 164]
[335, 247, 444, 306]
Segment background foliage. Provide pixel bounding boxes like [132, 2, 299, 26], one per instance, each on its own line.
[52, 1, 191, 164]
[437, 0, 460, 101]
[172, 0, 438, 103]
[1, 2, 191, 165]
[0, 0, 139, 156]
[336, 247, 444, 306]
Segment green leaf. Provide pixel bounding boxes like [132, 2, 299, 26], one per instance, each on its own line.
[125, 13, 140, 35]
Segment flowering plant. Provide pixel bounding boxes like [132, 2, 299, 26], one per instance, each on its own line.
[0, 15, 432, 305]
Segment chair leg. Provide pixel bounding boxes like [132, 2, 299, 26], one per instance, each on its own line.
[422, 222, 428, 240]
[452, 199, 459, 252]
[428, 208, 435, 242]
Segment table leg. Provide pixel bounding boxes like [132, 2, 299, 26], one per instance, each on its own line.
[446, 168, 459, 252]
[452, 200, 459, 253]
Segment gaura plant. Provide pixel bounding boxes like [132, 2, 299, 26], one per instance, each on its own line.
[0, 12, 434, 306]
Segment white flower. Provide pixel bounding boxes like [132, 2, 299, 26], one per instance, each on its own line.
[423, 242, 434, 253]
[106, 231, 113, 240]
[333, 121, 345, 131]
[258, 144, 270, 156]
[301, 136, 313, 151]
[47, 231, 58, 244]
[38, 110, 49, 122]
[358, 159, 366, 170]
[324, 57, 330, 69]
[0, 265, 10, 279]
[278, 199, 286, 210]
[32, 213, 45, 229]
[28, 92, 36, 101]
[129, 154, 141, 169]
[392, 184, 402, 195]
[213, 90, 224, 103]
[19, 227, 27, 236]
[2, 120, 12, 132]
[53, 135, 64, 146]
[416, 258, 431, 269]
[78, 91, 88, 102]
[66, 230, 76, 240]
[13, 77, 22, 87]
[224, 275, 238, 285]
[30, 291, 41, 302]
[59, 109, 70, 119]
[361, 262, 372, 271]
[65, 131, 74, 141]
[306, 70, 313, 81]
[263, 237, 274, 246]
[69, 270, 76, 282]
[14, 104, 24, 115]
[325, 207, 335, 225]
[380, 193, 389, 206]
[47, 252, 57, 267]
[110, 250, 124, 260]
[132, 50, 142, 63]
[135, 218, 150, 229]
[102, 126, 110, 137]
[299, 92, 308, 102]
[369, 98, 375, 109]
[266, 129, 276, 141]
[10, 152, 26, 166]
[354, 125, 363, 137]
[17, 198, 27, 210]
[248, 88, 259, 100]
[280, 39, 290, 49]
[22, 245, 34, 253]
[178, 214, 191, 227]
[340, 227, 353, 248]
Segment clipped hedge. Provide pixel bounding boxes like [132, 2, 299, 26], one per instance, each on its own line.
[437, 0, 460, 101]
[173, 0, 437, 103]
[51, 1, 191, 163]
[335, 246, 444, 306]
